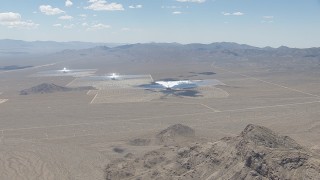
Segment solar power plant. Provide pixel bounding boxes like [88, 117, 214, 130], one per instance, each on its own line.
[67, 74, 153, 90]
[33, 68, 97, 77]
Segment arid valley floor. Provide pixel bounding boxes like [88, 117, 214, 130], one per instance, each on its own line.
[1, 43, 320, 179]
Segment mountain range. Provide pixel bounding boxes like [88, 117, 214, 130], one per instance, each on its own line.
[1, 39, 320, 56]
[0, 39, 123, 55]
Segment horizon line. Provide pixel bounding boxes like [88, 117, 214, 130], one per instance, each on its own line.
[1, 38, 319, 49]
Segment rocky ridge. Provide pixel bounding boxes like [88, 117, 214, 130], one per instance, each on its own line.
[105, 124, 320, 180]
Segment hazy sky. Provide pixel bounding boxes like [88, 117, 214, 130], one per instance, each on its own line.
[0, 0, 319, 47]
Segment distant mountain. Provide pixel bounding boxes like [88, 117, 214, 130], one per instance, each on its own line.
[60, 42, 320, 68]
[0, 65, 33, 71]
[105, 124, 320, 180]
[78, 42, 320, 58]
[3, 41, 320, 72]
[0, 39, 123, 55]
[185, 42, 259, 50]
[2, 40, 319, 58]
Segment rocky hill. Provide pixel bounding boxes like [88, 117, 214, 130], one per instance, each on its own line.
[20, 83, 94, 95]
[105, 124, 320, 180]
[155, 124, 196, 146]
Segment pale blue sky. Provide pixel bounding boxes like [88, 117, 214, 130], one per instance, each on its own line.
[0, 0, 319, 47]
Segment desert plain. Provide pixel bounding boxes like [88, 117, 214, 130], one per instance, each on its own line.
[1, 43, 320, 179]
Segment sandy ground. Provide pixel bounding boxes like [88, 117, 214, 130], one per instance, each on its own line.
[1, 56, 320, 179]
